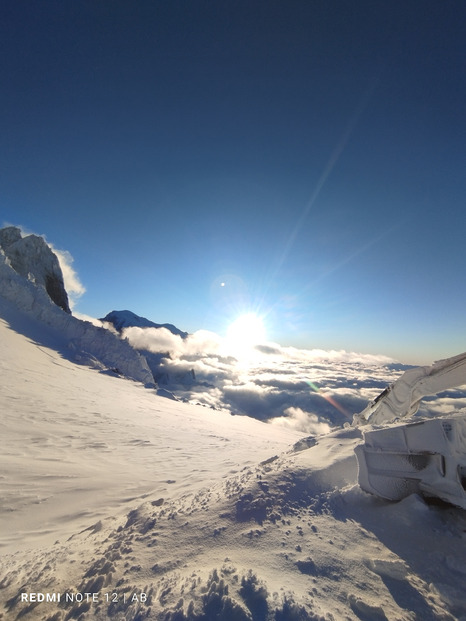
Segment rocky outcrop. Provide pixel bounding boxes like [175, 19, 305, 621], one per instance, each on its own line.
[0, 246, 155, 387]
[0, 226, 71, 313]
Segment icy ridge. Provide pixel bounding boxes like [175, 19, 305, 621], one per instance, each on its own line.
[0, 250, 155, 386]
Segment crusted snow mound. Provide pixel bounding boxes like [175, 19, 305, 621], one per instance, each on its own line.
[0, 226, 71, 313]
[0, 234, 154, 386]
[356, 415, 466, 509]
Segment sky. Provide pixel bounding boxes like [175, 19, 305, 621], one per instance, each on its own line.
[1, 0, 466, 364]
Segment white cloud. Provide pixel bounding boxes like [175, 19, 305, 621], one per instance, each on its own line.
[122, 327, 224, 358]
[120, 324, 405, 426]
[123, 326, 185, 354]
[270, 407, 333, 435]
[51, 246, 86, 307]
[183, 330, 224, 356]
[418, 395, 466, 418]
[73, 313, 119, 332]
[124, 326, 465, 429]
[257, 342, 394, 366]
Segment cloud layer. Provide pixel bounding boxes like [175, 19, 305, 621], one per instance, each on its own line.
[120, 325, 408, 430]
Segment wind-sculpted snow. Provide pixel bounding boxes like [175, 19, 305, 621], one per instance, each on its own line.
[0, 251, 154, 386]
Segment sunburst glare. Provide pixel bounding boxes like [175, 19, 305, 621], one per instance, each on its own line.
[225, 313, 266, 357]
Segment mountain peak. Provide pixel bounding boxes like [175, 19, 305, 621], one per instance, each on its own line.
[101, 310, 188, 338]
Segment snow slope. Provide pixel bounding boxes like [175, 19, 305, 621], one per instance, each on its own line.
[1, 304, 466, 619]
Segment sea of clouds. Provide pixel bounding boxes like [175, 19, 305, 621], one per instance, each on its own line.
[115, 325, 413, 432]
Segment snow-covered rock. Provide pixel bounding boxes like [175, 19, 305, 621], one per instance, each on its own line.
[0, 226, 71, 313]
[0, 225, 22, 247]
[0, 233, 155, 387]
[102, 309, 188, 338]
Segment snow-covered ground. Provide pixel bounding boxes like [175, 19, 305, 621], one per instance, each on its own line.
[2, 237, 466, 619]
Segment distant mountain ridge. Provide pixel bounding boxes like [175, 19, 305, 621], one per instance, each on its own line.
[101, 309, 188, 339]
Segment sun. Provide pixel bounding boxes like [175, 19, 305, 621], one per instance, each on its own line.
[226, 313, 266, 353]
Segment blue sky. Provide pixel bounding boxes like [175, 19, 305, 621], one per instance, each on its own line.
[2, 0, 465, 363]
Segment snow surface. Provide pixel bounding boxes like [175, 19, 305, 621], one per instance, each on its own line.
[2, 247, 466, 619]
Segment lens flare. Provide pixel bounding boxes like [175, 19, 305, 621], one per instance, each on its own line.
[306, 380, 351, 419]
